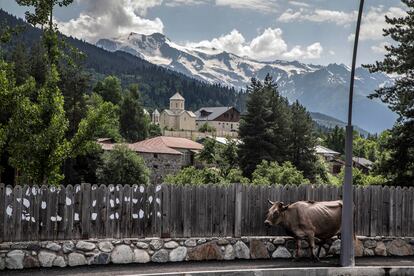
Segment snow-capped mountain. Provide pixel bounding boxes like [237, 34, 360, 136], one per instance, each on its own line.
[96, 32, 397, 133]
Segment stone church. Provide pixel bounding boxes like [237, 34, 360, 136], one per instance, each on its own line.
[159, 92, 196, 131]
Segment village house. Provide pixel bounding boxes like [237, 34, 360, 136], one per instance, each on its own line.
[159, 92, 196, 131]
[195, 106, 240, 132]
[98, 136, 203, 184]
[314, 145, 374, 175]
[315, 145, 343, 174]
[353, 157, 374, 174]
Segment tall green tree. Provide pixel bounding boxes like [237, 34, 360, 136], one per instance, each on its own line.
[16, 0, 74, 65]
[7, 65, 70, 184]
[119, 84, 150, 142]
[238, 78, 271, 177]
[93, 75, 123, 105]
[264, 74, 292, 163]
[289, 100, 317, 180]
[325, 126, 345, 154]
[364, 0, 414, 185]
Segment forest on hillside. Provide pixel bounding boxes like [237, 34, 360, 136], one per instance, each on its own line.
[0, 9, 246, 112]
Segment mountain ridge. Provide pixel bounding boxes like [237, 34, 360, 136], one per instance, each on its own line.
[97, 32, 397, 133]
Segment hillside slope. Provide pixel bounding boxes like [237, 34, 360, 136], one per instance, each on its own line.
[97, 32, 397, 133]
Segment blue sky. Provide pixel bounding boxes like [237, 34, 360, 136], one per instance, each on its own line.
[0, 0, 406, 65]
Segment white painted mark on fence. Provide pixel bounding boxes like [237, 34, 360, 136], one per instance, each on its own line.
[31, 217, 35, 223]
[115, 212, 119, 219]
[156, 185, 161, 192]
[124, 196, 130, 202]
[66, 197, 72, 206]
[76, 186, 81, 193]
[50, 187, 56, 192]
[32, 187, 37, 195]
[157, 212, 161, 218]
[140, 186, 144, 193]
[91, 213, 97, 220]
[41, 201, 47, 209]
[51, 215, 62, 222]
[132, 198, 138, 204]
[16, 198, 21, 203]
[116, 186, 120, 191]
[132, 214, 138, 219]
[148, 196, 153, 203]
[92, 200, 96, 207]
[110, 199, 115, 208]
[26, 189, 30, 196]
[109, 186, 115, 192]
[23, 198, 30, 208]
[109, 214, 114, 220]
[156, 198, 161, 205]
[139, 209, 144, 219]
[6, 187, 12, 196]
[92, 186, 97, 190]
[74, 213, 79, 221]
[116, 198, 120, 204]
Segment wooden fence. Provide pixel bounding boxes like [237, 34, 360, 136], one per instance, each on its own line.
[1, 183, 413, 242]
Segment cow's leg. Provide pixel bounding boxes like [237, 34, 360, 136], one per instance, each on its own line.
[295, 239, 301, 260]
[306, 232, 320, 262]
[316, 244, 322, 259]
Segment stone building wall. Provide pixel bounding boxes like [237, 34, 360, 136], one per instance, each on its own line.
[139, 152, 183, 184]
[1, 236, 413, 270]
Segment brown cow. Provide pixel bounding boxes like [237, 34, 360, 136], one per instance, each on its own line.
[265, 200, 342, 261]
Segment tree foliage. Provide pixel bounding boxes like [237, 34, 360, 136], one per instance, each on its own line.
[251, 160, 310, 186]
[239, 75, 317, 180]
[96, 144, 150, 185]
[119, 84, 150, 142]
[364, 1, 414, 185]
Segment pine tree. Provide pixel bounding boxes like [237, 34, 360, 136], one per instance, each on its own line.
[10, 43, 30, 85]
[119, 84, 150, 142]
[364, 0, 414, 185]
[264, 74, 292, 163]
[289, 100, 317, 181]
[325, 126, 345, 154]
[239, 78, 272, 177]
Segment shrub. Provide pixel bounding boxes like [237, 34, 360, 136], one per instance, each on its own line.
[251, 160, 310, 185]
[97, 144, 150, 184]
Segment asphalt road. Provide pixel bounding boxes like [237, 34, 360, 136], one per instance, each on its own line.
[3, 257, 414, 276]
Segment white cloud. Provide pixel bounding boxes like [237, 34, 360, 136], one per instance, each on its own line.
[58, 0, 164, 42]
[187, 28, 322, 61]
[282, 43, 323, 60]
[371, 42, 390, 54]
[348, 6, 406, 41]
[215, 0, 278, 13]
[278, 8, 357, 25]
[165, 0, 210, 7]
[289, 1, 310, 8]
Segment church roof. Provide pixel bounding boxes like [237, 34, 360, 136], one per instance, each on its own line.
[170, 92, 184, 100]
[152, 109, 160, 115]
[195, 106, 237, 121]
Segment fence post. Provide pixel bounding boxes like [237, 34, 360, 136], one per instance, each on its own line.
[234, 183, 242, 237]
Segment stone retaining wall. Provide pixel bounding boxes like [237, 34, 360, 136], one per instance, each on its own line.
[1, 236, 413, 270]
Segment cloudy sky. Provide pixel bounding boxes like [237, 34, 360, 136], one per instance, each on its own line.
[0, 0, 406, 65]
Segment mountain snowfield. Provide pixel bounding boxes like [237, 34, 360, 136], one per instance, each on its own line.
[96, 32, 397, 134]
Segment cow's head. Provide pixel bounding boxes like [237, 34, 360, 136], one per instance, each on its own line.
[264, 200, 289, 226]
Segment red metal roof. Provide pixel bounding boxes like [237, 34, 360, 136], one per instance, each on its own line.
[98, 136, 203, 155]
[130, 136, 203, 155]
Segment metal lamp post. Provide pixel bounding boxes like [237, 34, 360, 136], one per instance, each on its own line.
[340, 0, 365, 267]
